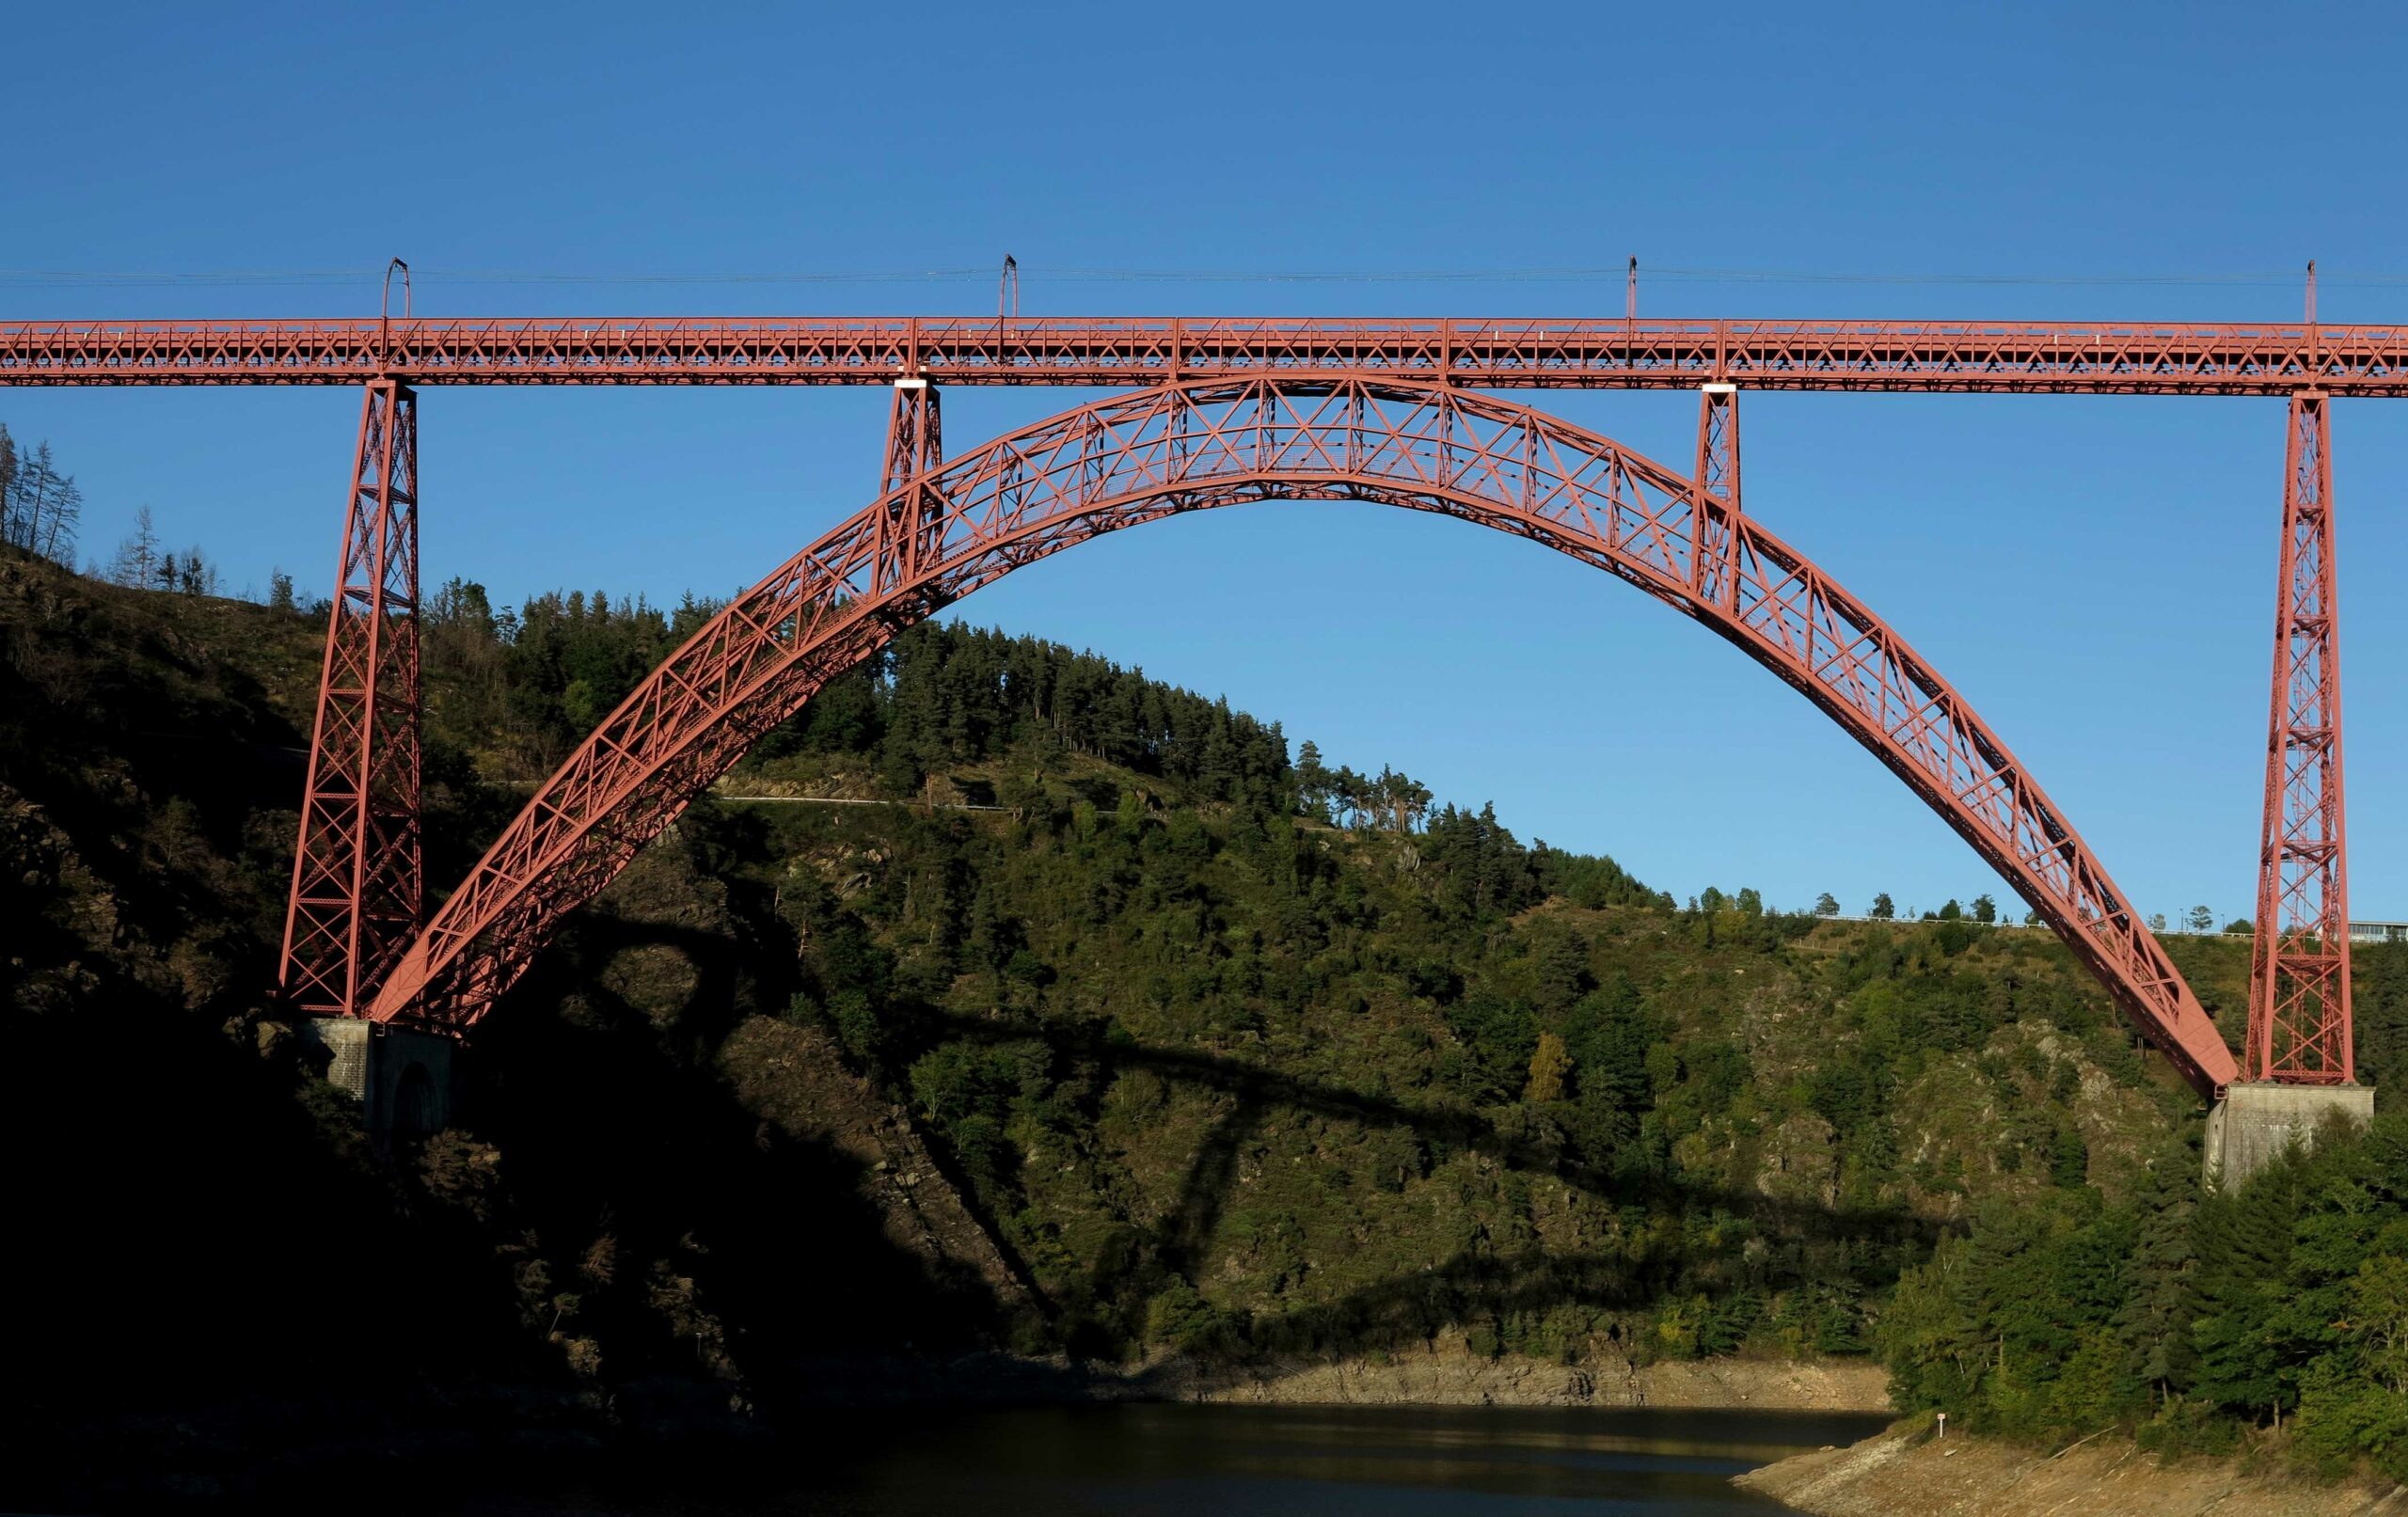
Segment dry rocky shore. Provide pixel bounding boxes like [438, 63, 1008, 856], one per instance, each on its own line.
[1737, 1421, 2407, 1517]
[1139, 1335, 1890, 1411]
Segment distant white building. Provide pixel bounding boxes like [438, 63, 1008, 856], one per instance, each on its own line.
[2349, 921, 2408, 944]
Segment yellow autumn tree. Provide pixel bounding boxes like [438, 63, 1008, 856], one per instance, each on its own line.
[1526, 1032, 1571, 1102]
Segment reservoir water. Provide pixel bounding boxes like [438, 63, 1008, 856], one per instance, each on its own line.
[473, 1404, 1885, 1515]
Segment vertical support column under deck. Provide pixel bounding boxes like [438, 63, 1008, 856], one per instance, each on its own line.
[2246, 389, 2353, 1083]
[280, 378, 423, 1018]
[1690, 383, 1741, 609]
[874, 377, 943, 594]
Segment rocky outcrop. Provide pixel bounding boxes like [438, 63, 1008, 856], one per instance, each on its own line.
[720, 1015, 1034, 1308]
[1737, 1425, 2406, 1517]
[1141, 1333, 1890, 1410]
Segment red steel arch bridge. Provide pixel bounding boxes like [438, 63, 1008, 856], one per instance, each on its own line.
[1, 304, 2378, 1100]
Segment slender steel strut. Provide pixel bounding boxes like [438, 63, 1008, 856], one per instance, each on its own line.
[1696, 384, 1740, 514]
[2248, 391, 2353, 1083]
[279, 378, 423, 1016]
[873, 379, 943, 595]
[1690, 385, 1740, 610]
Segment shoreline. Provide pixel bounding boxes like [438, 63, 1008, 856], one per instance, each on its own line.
[764, 1340, 1892, 1414]
[1735, 1421, 2406, 1517]
[1137, 1341, 1891, 1413]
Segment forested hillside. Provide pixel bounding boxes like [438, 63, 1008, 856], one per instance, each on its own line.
[1884, 1113, 2408, 1482]
[5, 540, 2405, 1497]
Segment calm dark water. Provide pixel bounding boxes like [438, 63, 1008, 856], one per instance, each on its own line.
[473, 1404, 1882, 1515]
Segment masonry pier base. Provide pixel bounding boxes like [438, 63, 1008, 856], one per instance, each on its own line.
[2204, 1082, 2373, 1192]
[299, 1017, 456, 1141]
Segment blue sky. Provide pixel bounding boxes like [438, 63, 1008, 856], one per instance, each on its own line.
[7, 1, 2408, 923]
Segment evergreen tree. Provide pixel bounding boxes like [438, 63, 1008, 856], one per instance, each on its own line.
[176, 545, 217, 595]
[2190, 1179, 2300, 1423]
[2116, 1147, 2202, 1404]
[105, 505, 160, 588]
[36, 468, 80, 565]
[2047, 1126, 2088, 1187]
[0, 422, 17, 544]
[1293, 739, 1333, 821]
[4, 437, 80, 564]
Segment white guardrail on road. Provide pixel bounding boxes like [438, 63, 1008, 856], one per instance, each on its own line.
[1801, 911, 2406, 943]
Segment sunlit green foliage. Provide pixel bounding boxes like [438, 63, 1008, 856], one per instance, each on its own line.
[1883, 1114, 2408, 1483]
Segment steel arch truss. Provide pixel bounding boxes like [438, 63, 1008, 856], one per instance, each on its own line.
[368, 378, 2239, 1093]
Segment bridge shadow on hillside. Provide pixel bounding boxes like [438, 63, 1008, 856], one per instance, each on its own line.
[918, 1007, 1933, 1391]
[470, 915, 1029, 1387]
[483, 904, 1933, 1395]
[924, 1008, 1935, 1249]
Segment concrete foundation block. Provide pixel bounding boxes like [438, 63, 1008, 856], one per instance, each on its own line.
[2204, 1082, 2373, 1192]
[299, 1017, 456, 1139]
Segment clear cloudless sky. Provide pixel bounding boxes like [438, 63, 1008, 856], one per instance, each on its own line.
[7, 1, 2408, 924]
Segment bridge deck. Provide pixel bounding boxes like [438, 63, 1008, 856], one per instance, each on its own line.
[6, 314, 2408, 393]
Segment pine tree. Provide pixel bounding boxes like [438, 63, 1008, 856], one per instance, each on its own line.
[2191, 1179, 2299, 1422]
[176, 545, 217, 595]
[2117, 1146, 2201, 1404]
[105, 505, 160, 588]
[37, 473, 81, 564]
[0, 423, 18, 545]
[6, 440, 61, 553]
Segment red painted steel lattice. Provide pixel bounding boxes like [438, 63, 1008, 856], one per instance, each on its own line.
[1690, 386, 1741, 610]
[1695, 386, 1740, 512]
[872, 379, 943, 595]
[2248, 392, 2353, 1083]
[279, 379, 423, 1015]
[6, 314, 2408, 395]
[356, 377, 2239, 1094]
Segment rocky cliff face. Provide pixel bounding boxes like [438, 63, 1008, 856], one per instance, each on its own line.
[721, 1015, 1035, 1310]
[1142, 1332, 1891, 1411]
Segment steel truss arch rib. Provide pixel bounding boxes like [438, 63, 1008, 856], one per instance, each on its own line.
[369, 377, 2239, 1094]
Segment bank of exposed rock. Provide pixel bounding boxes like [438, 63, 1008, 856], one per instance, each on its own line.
[1736, 1424, 2406, 1517]
[1138, 1335, 1890, 1411]
[721, 1015, 1036, 1308]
